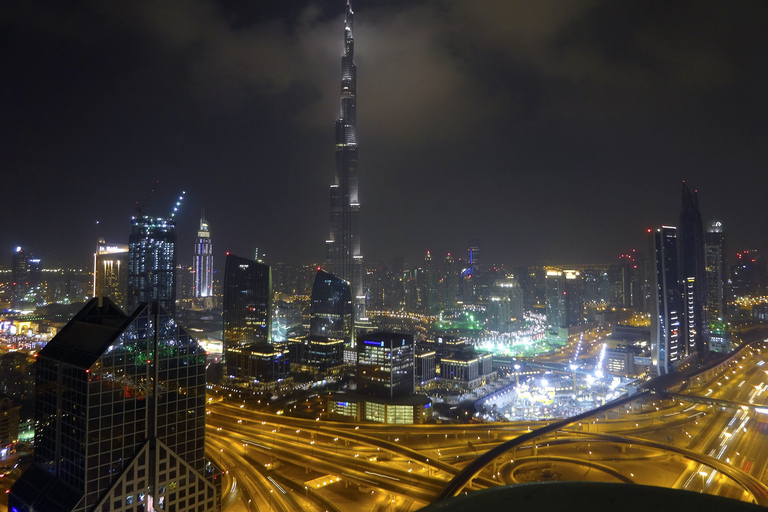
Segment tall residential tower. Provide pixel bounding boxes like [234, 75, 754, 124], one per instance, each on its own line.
[705, 221, 728, 352]
[678, 183, 707, 360]
[193, 210, 214, 300]
[326, 1, 365, 320]
[93, 239, 130, 310]
[651, 226, 681, 375]
[127, 215, 177, 315]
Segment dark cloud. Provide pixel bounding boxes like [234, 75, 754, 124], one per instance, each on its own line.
[2, 0, 767, 269]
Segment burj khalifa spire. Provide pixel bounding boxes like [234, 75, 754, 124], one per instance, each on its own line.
[326, 0, 366, 320]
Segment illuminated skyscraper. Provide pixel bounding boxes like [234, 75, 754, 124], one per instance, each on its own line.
[705, 221, 728, 351]
[545, 269, 583, 339]
[357, 332, 415, 399]
[10, 247, 28, 310]
[651, 226, 681, 375]
[609, 252, 641, 309]
[93, 238, 129, 310]
[489, 276, 524, 333]
[193, 210, 213, 300]
[326, 1, 365, 320]
[9, 299, 218, 512]
[679, 182, 707, 359]
[127, 215, 177, 315]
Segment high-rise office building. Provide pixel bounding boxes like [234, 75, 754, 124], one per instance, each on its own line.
[545, 269, 583, 338]
[705, 221, 728, 351]
[609, 252, 641, 309]
[193, 210, 213, 300]
[651, 226, 682, 375]
[517, 265, 547, 311]
[309, 269, 354, 344]
[440, 253, 460, 308]
[11, 247, 28, 310]
[357, 332, 415, 399]
[10, 247, 45, 310]
[127, 215, 177, 314]
[9, 298, 217, 512]
[419, 251, 439, 315]
[678, 182, 707, 359]
[223, 254, 272, 381]
[730, 250, 767, 299]
[326, 1, 365, 321]
[93, 239, 130, 310]
[488, 276, 524, 333]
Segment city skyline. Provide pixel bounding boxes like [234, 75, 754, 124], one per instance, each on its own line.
[3, 1, 768, 269]
[5, 4, 768, 510]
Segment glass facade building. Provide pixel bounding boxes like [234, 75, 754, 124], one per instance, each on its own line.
[309, 269, 353, 344]
[225, 344, 289, 388]
[222, 254, 272, 381]
[128, 215, 177, 315]
[679, 182, 707, 359]
[545, 269, 583, 338]
[651, 226, 682, 375]
[357, 332, 415, 399]
[11, 247, 28, 310]
[326, 1, 365, 321]
[705, 221, 729, 352]
[287, 336, 345, 376]
[9, 298, 217, 512]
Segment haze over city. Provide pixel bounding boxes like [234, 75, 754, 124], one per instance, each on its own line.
[5, 2, 768, 512]
[3, 0, 768, 268]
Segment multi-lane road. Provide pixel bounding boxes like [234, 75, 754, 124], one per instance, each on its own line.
[208, 339, 768, 511]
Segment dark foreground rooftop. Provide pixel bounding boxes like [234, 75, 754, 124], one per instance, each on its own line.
[419, 482, 765, 512]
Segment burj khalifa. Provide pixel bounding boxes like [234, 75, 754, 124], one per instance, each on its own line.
[326, 0, 366, 320]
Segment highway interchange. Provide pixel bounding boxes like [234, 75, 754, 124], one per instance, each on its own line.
[207, 338, 768, 511]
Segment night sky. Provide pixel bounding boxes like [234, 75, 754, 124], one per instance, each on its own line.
[3, 0, 768, 269]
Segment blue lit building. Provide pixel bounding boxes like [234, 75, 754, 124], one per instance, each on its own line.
[193, 210, 213, 301]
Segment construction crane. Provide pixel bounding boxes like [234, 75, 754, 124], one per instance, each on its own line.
[170, 191, 186, 219]
[135, 180, 160, 215]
